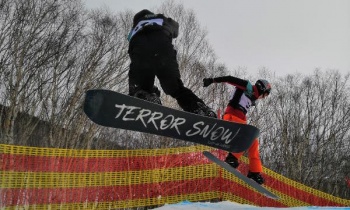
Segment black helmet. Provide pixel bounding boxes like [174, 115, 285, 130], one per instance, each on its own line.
[255, 79, 271, 96]
[133, 9, 155, 26]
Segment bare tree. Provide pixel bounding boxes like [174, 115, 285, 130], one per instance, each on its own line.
[256, 70, 350, 198]
[0, 0, 131, 148]
[0, 0, 86, 144]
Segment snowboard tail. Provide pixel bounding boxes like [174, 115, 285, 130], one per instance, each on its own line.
[83, 89, 260, 153]
[203, 151, 280, 200]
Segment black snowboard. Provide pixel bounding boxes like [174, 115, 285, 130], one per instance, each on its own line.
[83, 89, 259, 153]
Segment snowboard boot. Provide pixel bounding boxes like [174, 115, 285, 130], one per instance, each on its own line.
[247, 171, 264, 185]
[225, 153, 239, 168]
[133, 89, 162, 105]
[192, 102, 217, 118]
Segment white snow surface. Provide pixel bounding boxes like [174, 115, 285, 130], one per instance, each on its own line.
[152, 200, 349, 210]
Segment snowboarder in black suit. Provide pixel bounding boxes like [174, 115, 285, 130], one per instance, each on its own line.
[128, 9, 216, 118]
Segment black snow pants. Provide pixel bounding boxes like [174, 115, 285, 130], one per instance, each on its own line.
[128, 30, 205, 112]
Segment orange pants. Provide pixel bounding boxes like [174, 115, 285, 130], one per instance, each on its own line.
[223, 113, 262, 173]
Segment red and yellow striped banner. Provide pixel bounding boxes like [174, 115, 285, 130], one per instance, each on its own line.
[1, 144, 349, 209]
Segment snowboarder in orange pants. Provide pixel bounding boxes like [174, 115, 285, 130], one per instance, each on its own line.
[203, 76, 271, 184]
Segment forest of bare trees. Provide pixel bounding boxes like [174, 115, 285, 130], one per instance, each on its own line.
[0, 0, 349, 198]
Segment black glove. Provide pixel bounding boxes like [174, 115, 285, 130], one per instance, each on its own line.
[203, 78, 214, 87]
[225, 153, 239, 168]
[247, 171, 264, 185]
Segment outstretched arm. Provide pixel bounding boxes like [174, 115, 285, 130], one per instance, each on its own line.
[213, 76, 248, 90]
[203, 76, 248, 90]
[203, 76, 253, 97]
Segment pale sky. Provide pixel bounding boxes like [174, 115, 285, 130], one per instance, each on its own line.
[83, 0, 350, 76]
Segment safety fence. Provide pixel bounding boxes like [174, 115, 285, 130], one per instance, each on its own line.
[1, 144, 349, 209]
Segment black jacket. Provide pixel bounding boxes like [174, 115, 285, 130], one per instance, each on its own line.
[128, 10, 179, 42]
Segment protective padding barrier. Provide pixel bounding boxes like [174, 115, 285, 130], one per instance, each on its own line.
[1, 144, 349, 209]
